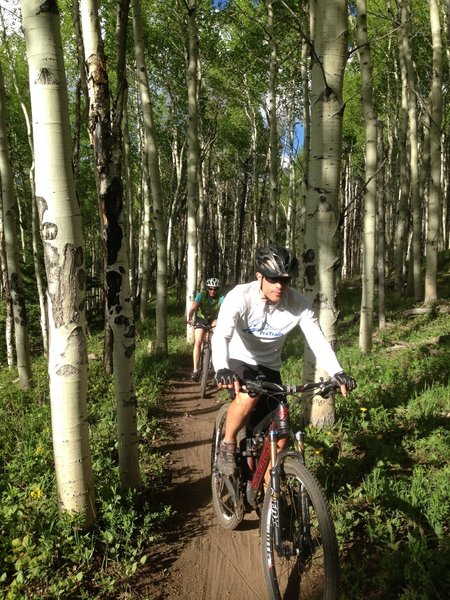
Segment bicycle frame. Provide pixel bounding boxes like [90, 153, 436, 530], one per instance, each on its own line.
[243, 398, 301, 502]
[242, 395, 312, 558]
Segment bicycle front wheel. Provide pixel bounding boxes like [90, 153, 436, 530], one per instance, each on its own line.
[200, 346, 210, 399]
[261, 458, 339, 600]
[211, 403, 244, 530]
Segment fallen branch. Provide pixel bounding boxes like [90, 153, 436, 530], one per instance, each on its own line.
[403, 306, 450, 316]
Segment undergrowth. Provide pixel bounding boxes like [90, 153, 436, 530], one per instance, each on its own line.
[1, 266, 450, 597]
[0, 302, 190, 599]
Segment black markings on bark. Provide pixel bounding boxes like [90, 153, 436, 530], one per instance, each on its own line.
[304, 265, 316, 286]
[10, 272, 28, 326]
[37, 0, 59, 16]
[106, 269, 122, 309]
[103, 177, 123, 266]
[42, 222, 58, 240]
[36, 68, 59, 86]
[303, 248, 316, 286]
[319, 195, 332, 210]
[124, 343, 135, 359]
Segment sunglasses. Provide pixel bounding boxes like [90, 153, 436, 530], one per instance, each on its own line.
[207, 287, 218, 291]
[264, 276, 291, 285]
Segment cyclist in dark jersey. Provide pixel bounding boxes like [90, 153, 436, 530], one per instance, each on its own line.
[188, 277, 224, 381]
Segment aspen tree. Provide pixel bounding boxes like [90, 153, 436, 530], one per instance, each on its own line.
[303, 0, 348, 427]
[0, 62, 33, 388]
[79, 0, 140, 489]
[425, 0, 443, 303]
[356, 0, 377, 353]
[183, 0, 200, 342]
[21, 0, 95, 525]
[132, 0, 168, 353]
[267, 0, 278, 243]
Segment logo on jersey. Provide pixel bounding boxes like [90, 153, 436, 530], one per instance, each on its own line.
[243, 320, 283, 338]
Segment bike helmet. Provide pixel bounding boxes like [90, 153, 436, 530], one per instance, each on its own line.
[206, 277, 220, 288]
[256, 245, 298, 278]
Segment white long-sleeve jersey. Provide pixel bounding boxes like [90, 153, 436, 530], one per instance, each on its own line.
[211, 280, 343, 376]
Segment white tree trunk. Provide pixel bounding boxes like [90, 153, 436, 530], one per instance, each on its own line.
[80, 0, 140, 489]
[0, 190, 15, 366]
[377, 122, 386, 329]
[0, 63, 33, 388]
[400, 0, 421, 301]
[303, 0, 348, 427]
[0, 6, 49, 355]
[425, 0, 442, 303]
[139, 158, 152, 321]
[185, 0, 200, 343]
[356, 0, 377, 353]
[132, 0, 168, 353]
[267, 0, 278, 243]
[22, 0, 95, 525]
[394, 8, 410, 296]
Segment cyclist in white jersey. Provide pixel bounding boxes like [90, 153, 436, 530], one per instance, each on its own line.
[212, 245, 356, 475]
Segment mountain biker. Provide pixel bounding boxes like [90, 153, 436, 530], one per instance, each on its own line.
[211, 245, 356, 475]
[188, 277, 225, 382]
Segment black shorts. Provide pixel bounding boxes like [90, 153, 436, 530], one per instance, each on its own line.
[228, 359, 282, 429]
[194, 316, 215, 330]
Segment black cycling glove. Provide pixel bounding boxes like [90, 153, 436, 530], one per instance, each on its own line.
[216, 368, 239, 386]
[333, 371, 357, 391]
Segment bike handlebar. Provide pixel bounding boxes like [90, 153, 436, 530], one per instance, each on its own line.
[241, 378, 339, 398]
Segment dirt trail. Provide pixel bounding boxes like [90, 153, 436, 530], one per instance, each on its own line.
[136, 364, 267, 600]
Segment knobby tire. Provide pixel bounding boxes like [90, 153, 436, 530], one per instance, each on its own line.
[261, 458, 339, 600]
[200, 346, 210, 399]
[211, 403, 243, 530]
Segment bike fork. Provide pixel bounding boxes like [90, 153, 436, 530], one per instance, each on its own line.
[268, 430, 285, 555]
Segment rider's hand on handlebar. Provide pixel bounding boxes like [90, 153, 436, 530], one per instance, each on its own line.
[216, 368, 241, 398]
[333, 371, 356, 397]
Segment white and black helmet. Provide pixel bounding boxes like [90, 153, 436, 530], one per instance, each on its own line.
[256, 246, 298, 278]
[206, 277, 220, 289]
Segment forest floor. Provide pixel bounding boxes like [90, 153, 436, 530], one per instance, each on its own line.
[134, 358, 267, 600]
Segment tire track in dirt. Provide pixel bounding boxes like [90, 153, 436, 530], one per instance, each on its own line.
[135, 365, 267, 600]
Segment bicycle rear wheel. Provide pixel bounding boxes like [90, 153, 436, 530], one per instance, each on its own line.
[211, 403, 244, 530]
[200, 346, 210, 399]
[261, 458, 339, 600]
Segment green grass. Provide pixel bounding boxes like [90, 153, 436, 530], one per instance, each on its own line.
[0, 300, 190, 599]
[1, 273, 450, 597]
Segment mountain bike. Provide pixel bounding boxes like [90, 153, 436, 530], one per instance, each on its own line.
[211, 377, 340, 600]
[198, 323, 215, 399]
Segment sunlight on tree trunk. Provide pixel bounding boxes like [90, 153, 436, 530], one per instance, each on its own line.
[267, 0, 278, 243]
[22, 0, 95, 526]
[356, 0, 377, 353]
[303, 0, 348, 427]
[184, 0, 200, 342]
